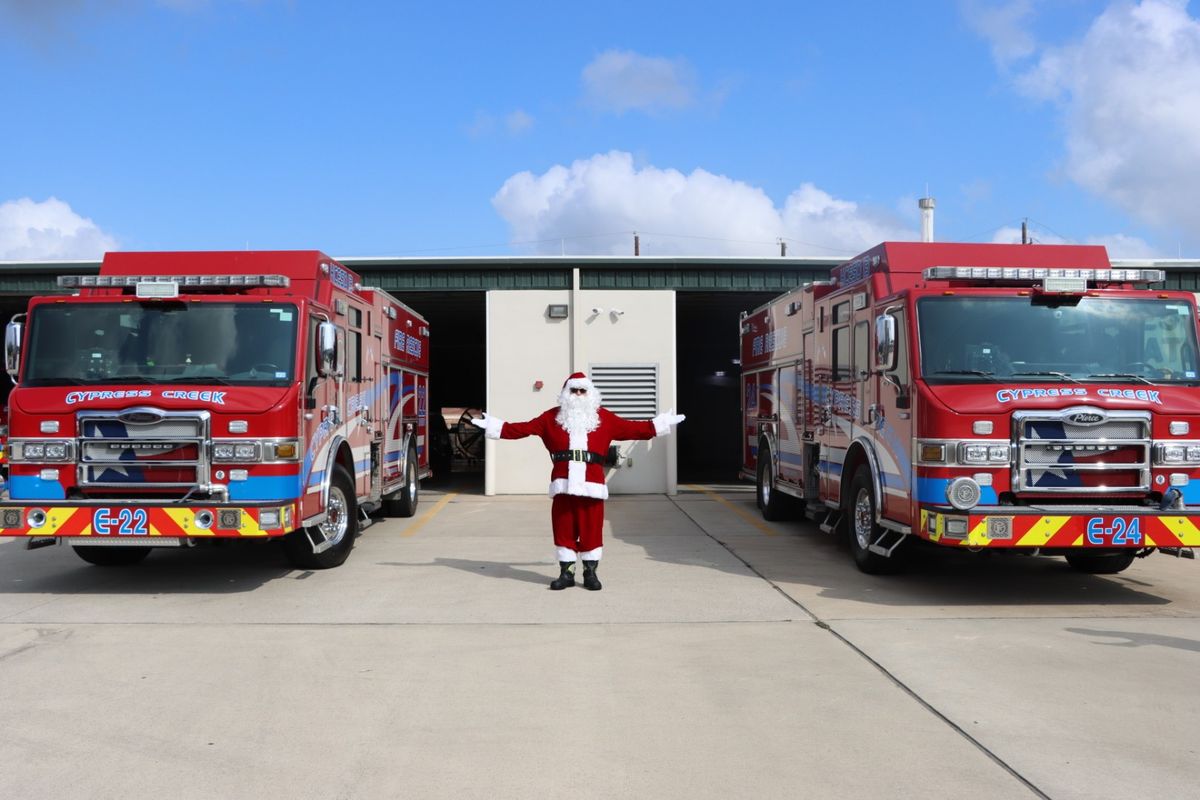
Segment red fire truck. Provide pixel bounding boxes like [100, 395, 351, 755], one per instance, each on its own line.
[0, 250, 430, 569]
[741, 241, 1200, 574]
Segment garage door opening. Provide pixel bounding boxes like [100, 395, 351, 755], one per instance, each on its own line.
[399, 291, 487, 490]
[676, 291, 776, 484]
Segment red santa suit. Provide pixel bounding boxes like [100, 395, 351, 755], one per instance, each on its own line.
[479, 373, 681, 563]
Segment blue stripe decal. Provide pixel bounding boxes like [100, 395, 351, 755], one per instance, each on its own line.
[8, 476, 66, 500]
[1179, 481, 1200, 506]
[355, 458, 371, 473]
[385, 451, 402, 462]
[778, 450, 805, 466]
[307, 469, 326, 488]
[817, 460, 843, 477]
[228, 476, 303, 502]
[917, 477, 998, 505]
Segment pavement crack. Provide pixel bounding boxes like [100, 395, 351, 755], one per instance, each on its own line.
[668, 494, 1053, 800]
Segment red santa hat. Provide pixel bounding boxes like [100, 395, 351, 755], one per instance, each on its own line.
[559, 372, 601, 404]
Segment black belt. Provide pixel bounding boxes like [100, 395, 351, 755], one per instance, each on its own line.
[550, 449, 605, 465]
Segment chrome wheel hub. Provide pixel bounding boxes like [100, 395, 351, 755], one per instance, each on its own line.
[853, 489, 873, 549]
[319, 487, 348, 547]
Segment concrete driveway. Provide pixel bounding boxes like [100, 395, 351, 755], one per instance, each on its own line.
[0, 485, 1196, 799]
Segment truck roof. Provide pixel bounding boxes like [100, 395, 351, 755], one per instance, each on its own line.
[92, 250, 360, 303]
[831, 241, 1110, 287]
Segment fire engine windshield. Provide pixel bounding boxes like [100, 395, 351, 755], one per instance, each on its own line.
[917, 296, 1200, 384]
[21, 301, 299, 387]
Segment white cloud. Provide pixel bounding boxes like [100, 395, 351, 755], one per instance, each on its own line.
[504, 109, 534, 135]
[990, 225, 1161, 258]
[466, 109, 534, 138]
[491, 152, 914, 257]
[960, 0, 1038, 66]
[0, 197, 117, 260]
[581, 50, 696, 115]
[1015, 0, 1200, 235]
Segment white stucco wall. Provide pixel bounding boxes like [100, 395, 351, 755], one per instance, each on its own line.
[484, 287, 677, 495]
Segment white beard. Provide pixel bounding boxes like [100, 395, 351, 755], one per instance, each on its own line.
[556, 392, 600, 435]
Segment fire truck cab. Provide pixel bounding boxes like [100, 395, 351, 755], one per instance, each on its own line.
[742, 241, 1200, 574]
[0, 250, 430, 569]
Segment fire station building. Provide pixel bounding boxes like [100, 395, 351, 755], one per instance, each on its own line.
[3, 253, 1200, 495]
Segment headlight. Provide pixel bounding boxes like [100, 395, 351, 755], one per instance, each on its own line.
[212, 441, 268, 462]
[959, 442, 1009, 465]
[12, 440, 73, 462]
[1154, 442, 1200, 466]
[234, 443, 259, 461]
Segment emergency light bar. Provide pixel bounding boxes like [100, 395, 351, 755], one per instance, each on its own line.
[57, 274, 291, 290]
[922, 266, 1165, 284]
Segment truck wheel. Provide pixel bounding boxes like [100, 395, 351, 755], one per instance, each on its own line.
[847, 465, 903, 574]
[384, 444, 419, 518]
[73, 546, 151, 567]
[756, 444, 789, 521]
[1065, 552, 1136, 574]
[284, 466, 357, 569]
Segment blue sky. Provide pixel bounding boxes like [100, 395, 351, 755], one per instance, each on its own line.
[2, 0, 1198, 260]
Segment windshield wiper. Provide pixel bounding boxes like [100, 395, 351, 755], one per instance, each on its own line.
[1010, 370, 1081, 384]
[1087, 372, 1155, 385]
[168, 377, 238, 385]
[929, 369, 997, 381]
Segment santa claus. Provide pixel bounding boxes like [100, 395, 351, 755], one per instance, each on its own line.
[471, 372, 685, 590]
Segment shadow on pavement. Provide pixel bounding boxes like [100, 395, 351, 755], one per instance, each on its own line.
[1065, 628, 1200, 652]
[605, 489, 1176, 609]
[0, 539, 296, 595]
[378, 557, 551, 586]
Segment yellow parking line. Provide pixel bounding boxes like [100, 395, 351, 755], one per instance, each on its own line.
[682, 484, 777, 536]
[401, 492, 457, 537]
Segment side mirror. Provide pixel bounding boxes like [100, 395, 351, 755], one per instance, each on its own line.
[5, 319, 24, 381]
[875, 314, 897, 372]
[317, 321, 338, 377]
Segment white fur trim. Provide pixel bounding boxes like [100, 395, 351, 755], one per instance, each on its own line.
[548, 478, 609, 500]
[484, 415, 505, 439]
[556, 547, 578, 562]
[558, 376, 602, 407]
[578, 547, 602, 561]
[566, 418, 588, 491]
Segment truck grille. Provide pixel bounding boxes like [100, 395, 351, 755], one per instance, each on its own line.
[77, 408, 210, 494]
[1013, 409, 1150, 494]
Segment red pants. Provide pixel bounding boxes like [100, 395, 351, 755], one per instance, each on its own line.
[551, 494, 605, 559]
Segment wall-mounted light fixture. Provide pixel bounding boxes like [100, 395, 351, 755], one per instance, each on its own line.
[609, 308, 625, 319]
[546, 304, 568, 319]
[590, 307, 604, 316]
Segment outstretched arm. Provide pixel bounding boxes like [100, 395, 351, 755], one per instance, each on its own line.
[470, 411, 544, 440]
[604, 408, 686, 441]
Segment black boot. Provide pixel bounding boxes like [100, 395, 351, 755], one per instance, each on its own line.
[549, 561, 576, 590]
[582, 560, 602, 591]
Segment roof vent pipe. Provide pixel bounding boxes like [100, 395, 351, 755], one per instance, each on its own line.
[919, 197, 936, 242]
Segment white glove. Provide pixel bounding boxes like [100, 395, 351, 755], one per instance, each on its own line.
[652, 409, 685, 435]
[470, 412, 491, 430]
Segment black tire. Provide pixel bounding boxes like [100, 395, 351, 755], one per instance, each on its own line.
[384, 445, 420, 518]
[73, 546, 151, 567]
[756, 443, 790, 521]
[847, 465, 903, 574]
[1066, 552, 1136, 574]
[283, 465, 357, 569]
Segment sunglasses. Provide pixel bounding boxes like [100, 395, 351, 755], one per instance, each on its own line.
[569, 387, 588, 395]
